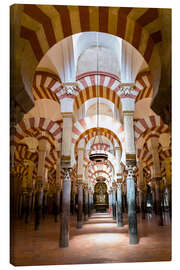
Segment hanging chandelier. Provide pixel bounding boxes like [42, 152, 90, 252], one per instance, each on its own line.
[88, 32, 108, 163]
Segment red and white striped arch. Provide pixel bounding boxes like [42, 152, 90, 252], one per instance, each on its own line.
[14, 144, 38, 163]
[72, 115, 124, 150]
[13, 117, 62, 144]
[135, 71, 153, 103]
[90, 143, 110, 152]
[74, 72, 121, 111]
[134, 115, 169, 142]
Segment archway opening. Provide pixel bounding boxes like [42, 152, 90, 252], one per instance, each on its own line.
[94, 179, 108, 213]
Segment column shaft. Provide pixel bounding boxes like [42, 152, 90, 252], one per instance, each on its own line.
[127, 174, 138, 244]
[116, 184, 123, 227]
[84, 188, 88, 221]
[59, 169, 71, 247]
[112, 190, 116, 220]
[77, 182, 83, 228]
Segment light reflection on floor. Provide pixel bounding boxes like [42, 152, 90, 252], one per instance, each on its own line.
[12, 212, 171, 266]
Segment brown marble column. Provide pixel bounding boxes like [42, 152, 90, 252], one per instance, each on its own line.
[77, 180, 83, 228]
[84, 184, 89, 221]
[116, 182, 123, 227]
[59, 168, 71, 248]
[126, 165, 138, 245]
[34, 137, 51, 230]
[147, 135, 163, 226]
[152, 178, 163, 226]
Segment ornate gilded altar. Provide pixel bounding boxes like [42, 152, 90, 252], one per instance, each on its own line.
[94, 181, 108, 212]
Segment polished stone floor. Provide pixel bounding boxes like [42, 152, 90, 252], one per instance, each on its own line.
[11, 211, 171, 266]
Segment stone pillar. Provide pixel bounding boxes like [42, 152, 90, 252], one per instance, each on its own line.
[54, 156, 62, 222]
[71, 183, 77, 216]
[164, 158, 171, 218]
[112, 183, 117, 220]
[122, 182, 127, 213]
[59, 168, 71, 248]
[138, 190, 146, 219]
[108, 190, 113, 217]
[147, 135, 163, 226]
[34, 178, 44, 230]
[34, 137, 51, 230]
[22, 160, 34, 223]
[25, 187, 33, 224]
[77, 180, 83, 228]
[126, 165, 138, 244]
[88, 190, 91, 217]
[54, 185, 61, 222]
[42, 181, 49, 219]
[154, 178, 163, 226]
[116, 182, 123, 227]
[137, 162, 147, 219]
[84, 184, 89, 221]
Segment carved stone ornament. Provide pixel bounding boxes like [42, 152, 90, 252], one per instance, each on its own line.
[60, 84, 78, 96]
[63, 168, 72, 182]
[126, 165, 136, 178]
[118, 85, 134, 96]
[36, 179, 44, 189]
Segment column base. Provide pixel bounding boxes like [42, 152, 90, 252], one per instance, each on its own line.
[77, 221, 82, 228]
[117, 221, 123, 227]
[129, 234, 138, 245]
[84, 215, 88, 221]
[59, 236, 69, 248]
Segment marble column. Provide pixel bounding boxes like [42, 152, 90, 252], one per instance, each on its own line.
[25, 187, 33, 224]
[112, 184, 117, 220]
[164, 158, 171, 218]
[137, 162, 147, 219]
[126, 165, 138, 245]
[54, 157, 62, 222]
[54, 185, 61, 222]
[84, 184, 89, 221]
[154, 178, 163, 226]
[34, 137, 51, 230]
[24, 160, 34, 223]
[34, 178, 44, 230]
[59, 168, 71, 248]
[138, 189, 146, 219]
[77, 180, 83, 228]
[116, 182, 123, 227]
[147, 135, 163, 226]
[108, 190, 113, 217]
[88, 190, 91, 217]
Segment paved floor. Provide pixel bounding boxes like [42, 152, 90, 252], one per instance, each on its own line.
[10, 212, 171, 266]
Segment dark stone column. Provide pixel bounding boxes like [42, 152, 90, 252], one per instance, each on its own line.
[153, 178, 163, 226]
[84, 185, 89, 221]
[88, 191, 91, 217]
[42, 190, 48, 219]
[34, 179, 44, 231]
[77, 180, 83, 228]
[71, 190, 76, 216]
[25, 188, 33, 224]
[54, 187, 61, 222]
[126, 166, 138, 245]
[167, 185, 171, 219]
[116, 183, 123, 227]
[139, 190, 146, 219]
[108, 191, 112, 216]
[112, 188, 116, 220]
[59, 169, 71, 248]
[151, 183, 156, 214]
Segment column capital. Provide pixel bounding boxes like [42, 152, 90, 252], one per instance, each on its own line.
[126, 165, 136, 178]
[62, 168, 72, 182]
[76, 179, 83, 186]
[36, 176, 44, 190]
